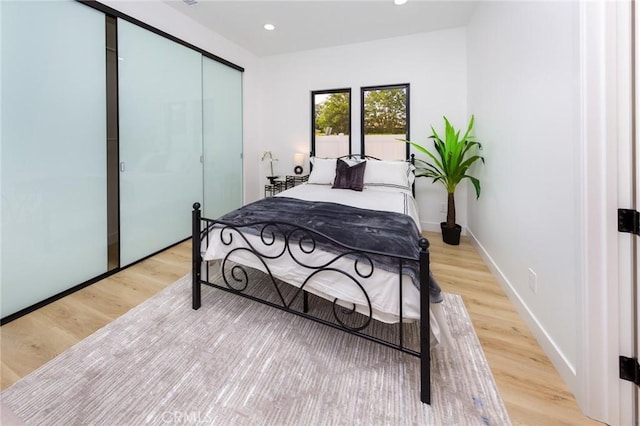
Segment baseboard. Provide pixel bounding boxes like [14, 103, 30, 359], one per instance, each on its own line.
[420, 221, 468, 235]
[465, 228, 578, 392]
[420, 221, 442, 234]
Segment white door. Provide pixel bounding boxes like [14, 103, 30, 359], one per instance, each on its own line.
[615, 1, 638, 424]
[202, 57, 243, 219]
[118, 20, 203, 266]
[632, 2, 640, 425]
[581, 2, 637, 423]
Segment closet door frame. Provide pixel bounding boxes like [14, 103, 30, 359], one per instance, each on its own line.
[79, 1, 244, 73]
[92, 2, 244, 267]
[1, 1, 244, 323]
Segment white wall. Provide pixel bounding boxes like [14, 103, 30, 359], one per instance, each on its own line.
[98, 0, 264, 203]
[466, 0, 581, 395]
[94, 4, 469, 229]
[257, 29, 468, 229]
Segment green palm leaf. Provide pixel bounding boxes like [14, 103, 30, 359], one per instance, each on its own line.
[400, 115, 484, 228]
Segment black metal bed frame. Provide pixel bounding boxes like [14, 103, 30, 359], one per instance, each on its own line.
[191, 154, 432, 404]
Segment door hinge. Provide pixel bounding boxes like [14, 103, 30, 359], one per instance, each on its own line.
[617, 209, 640, 235]
[619, 356, 640, 386]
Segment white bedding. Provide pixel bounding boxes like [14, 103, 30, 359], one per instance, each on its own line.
[277, 184, 421, 229]
[202, 183, 452, 346]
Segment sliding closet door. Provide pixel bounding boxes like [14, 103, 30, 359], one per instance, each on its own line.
[118, 19, 203, 266]
[202, 57, 243, 219]
[1, 1, 107, 317]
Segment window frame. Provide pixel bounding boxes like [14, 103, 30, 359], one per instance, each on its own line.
[311, 88, 352, 157]
[360, 83, 410, 160]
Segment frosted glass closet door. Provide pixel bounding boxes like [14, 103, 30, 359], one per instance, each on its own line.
[1, 1, 107, 317]
[118, 20, 203, 266]
[202, 57, 243, 219]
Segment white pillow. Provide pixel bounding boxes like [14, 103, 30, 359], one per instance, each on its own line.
[363, 160, 415, 191]
[308, 157, 337, 184]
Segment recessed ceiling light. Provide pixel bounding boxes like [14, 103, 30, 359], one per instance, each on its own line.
[264, 24, 275, 31]
[394, 0, 407, 5]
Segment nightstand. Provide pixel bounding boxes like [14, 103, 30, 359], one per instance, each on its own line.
[285, 174, 309, 189]
[264, 179, 286, 197]
[264, 175, 309, 197]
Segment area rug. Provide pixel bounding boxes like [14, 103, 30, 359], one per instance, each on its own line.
[1, 273, 511, 425]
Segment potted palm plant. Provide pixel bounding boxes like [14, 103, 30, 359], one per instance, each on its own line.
[403, 115, 484, 245]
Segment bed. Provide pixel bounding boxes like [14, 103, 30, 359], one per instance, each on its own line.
[191, 155, 451, 404]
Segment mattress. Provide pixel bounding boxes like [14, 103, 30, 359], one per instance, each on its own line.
[201, 183, 452, 346]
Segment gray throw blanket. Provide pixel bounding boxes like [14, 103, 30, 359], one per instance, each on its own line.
[217, 196, 442, 303]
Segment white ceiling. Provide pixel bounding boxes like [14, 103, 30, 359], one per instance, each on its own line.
[164, 0, 477, 57]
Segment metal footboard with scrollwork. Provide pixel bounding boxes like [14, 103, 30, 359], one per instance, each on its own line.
[191, 202, 433, 404]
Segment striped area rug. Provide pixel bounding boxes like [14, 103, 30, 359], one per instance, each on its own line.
[1, 272, 510, 425]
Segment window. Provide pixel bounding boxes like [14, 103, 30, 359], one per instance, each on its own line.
[361, 84, 409, 160]
[311, 88, 351, 158]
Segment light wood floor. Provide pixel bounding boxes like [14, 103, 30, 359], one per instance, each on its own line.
[1, 233, 601, 425]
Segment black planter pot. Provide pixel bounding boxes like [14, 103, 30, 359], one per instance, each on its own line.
[440, 222, 462, 246]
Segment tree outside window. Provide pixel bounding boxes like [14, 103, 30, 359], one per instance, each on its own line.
[361, 84, 409, 160]
[312, 89, 351, 158]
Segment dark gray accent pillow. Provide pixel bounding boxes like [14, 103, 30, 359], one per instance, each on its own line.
[332, 159, 367, 191]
